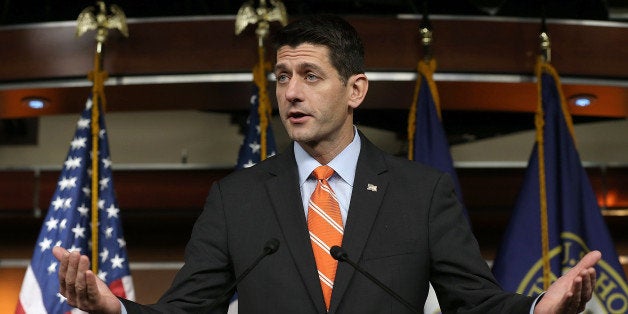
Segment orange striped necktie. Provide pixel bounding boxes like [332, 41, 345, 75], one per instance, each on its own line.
[307, 165, 344, 311]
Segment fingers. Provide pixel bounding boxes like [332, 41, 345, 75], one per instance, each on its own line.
[563, 262, 597, 313]
[62, 250, 92, 307]
[75, 254, 91, 306]
[569, 274, 583, 313]
[53, 246, 70, 298]
[74, 270, 99, 308]
[64, 251, 81, 305]
[588, 267, 597, 293]
[577, 268, 597, 312]
[85, 269, 100, 295]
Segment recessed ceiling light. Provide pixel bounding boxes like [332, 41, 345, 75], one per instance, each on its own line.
[568, 94, 596, 107]
[22, 97, 49, 109]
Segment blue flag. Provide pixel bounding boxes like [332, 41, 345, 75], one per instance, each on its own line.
[409, 59, 468, 314]
[408, 59, 467, 218]
[17, 97, 134, 313]
[236, 84, 277, 169]
[491, 59, 628, 313]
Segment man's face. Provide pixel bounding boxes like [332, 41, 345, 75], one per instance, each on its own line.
[274, 43, 357, 149]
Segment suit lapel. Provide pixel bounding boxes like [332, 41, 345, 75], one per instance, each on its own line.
[265, 148, 327, 313]
[329, 135, 389, 313]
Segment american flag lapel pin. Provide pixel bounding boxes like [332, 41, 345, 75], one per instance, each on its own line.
[367, 183, 377, 192]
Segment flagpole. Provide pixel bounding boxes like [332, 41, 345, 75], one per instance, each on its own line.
[254, 38, 270, 161]
[77, 0, 128, 273]
[236, 0, 287, 161]
[536, 13, 552, 289]
[408, 7, 440, 160]
[89, 38, 105, 274]
[535, 57, 550, 290]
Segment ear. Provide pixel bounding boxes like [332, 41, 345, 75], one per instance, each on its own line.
[347, 73, 368, 109]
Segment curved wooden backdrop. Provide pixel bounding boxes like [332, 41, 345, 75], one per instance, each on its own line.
[0, 15, 626, 118]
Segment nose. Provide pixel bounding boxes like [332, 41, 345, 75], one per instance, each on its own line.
[283, 77, 303, 104]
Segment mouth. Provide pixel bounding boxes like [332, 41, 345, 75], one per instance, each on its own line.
[287, 111, 310, 123]
[288, 111, 306, 118]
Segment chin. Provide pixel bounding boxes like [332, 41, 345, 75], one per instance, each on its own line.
[288, 134, 308, 143]
[286, 128, 309, 141]
[291, 134, 319, 146]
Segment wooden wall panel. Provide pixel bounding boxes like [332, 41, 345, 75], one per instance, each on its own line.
[29, 168, 232, 213]
[604, 167, 628, 208]
[0, 171, 35, 212]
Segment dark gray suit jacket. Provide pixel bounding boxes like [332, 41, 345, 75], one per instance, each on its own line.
[121, 133, 533, 313]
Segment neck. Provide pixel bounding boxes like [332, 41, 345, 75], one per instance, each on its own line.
[299, 128, 355, 165]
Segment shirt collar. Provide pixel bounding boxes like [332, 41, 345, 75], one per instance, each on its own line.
[295, 127, 361, 186]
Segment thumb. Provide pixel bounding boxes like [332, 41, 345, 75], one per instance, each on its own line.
[572, 250, 601, 272]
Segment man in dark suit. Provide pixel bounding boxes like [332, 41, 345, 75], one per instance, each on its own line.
[53, 14, 599, 313]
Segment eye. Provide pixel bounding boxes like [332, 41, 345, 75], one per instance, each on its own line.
[305, 73, 319, 82]
[275, 73, 289, 84]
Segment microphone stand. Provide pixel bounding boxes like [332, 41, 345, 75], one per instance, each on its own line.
[330, 246, 420, 314]
[208, 238, 280, 311]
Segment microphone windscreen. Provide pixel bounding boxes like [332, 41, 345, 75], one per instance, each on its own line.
[264, 238, 280, 254]
[329, 245, 345, 261]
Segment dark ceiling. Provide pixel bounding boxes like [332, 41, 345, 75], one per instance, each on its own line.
[0, 0, 624, 25]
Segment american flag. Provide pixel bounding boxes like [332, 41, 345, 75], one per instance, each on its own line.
[16, 97, 134, 313]
[235, 85, 277, 169]
[229, 85, 278, 313]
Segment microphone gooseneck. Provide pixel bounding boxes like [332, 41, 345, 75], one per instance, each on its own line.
[329, 245, 420, 314]
[208, 238, 280, 311]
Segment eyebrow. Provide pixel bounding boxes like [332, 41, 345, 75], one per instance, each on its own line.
[274, 63, 288, 74]
[274, 62, 325, 75]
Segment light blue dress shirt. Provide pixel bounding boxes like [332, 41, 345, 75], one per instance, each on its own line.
[294, 128, 361, 226]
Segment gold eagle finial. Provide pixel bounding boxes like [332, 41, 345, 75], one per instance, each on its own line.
[77, 1, 128, 43]
[236, 0, 287, 45]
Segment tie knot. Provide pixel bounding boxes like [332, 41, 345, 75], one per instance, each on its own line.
[313, 165, 334, 181]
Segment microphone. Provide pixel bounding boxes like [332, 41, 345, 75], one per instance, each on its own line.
[330, 246, 420, 314]
[208, 238, 280, 310]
